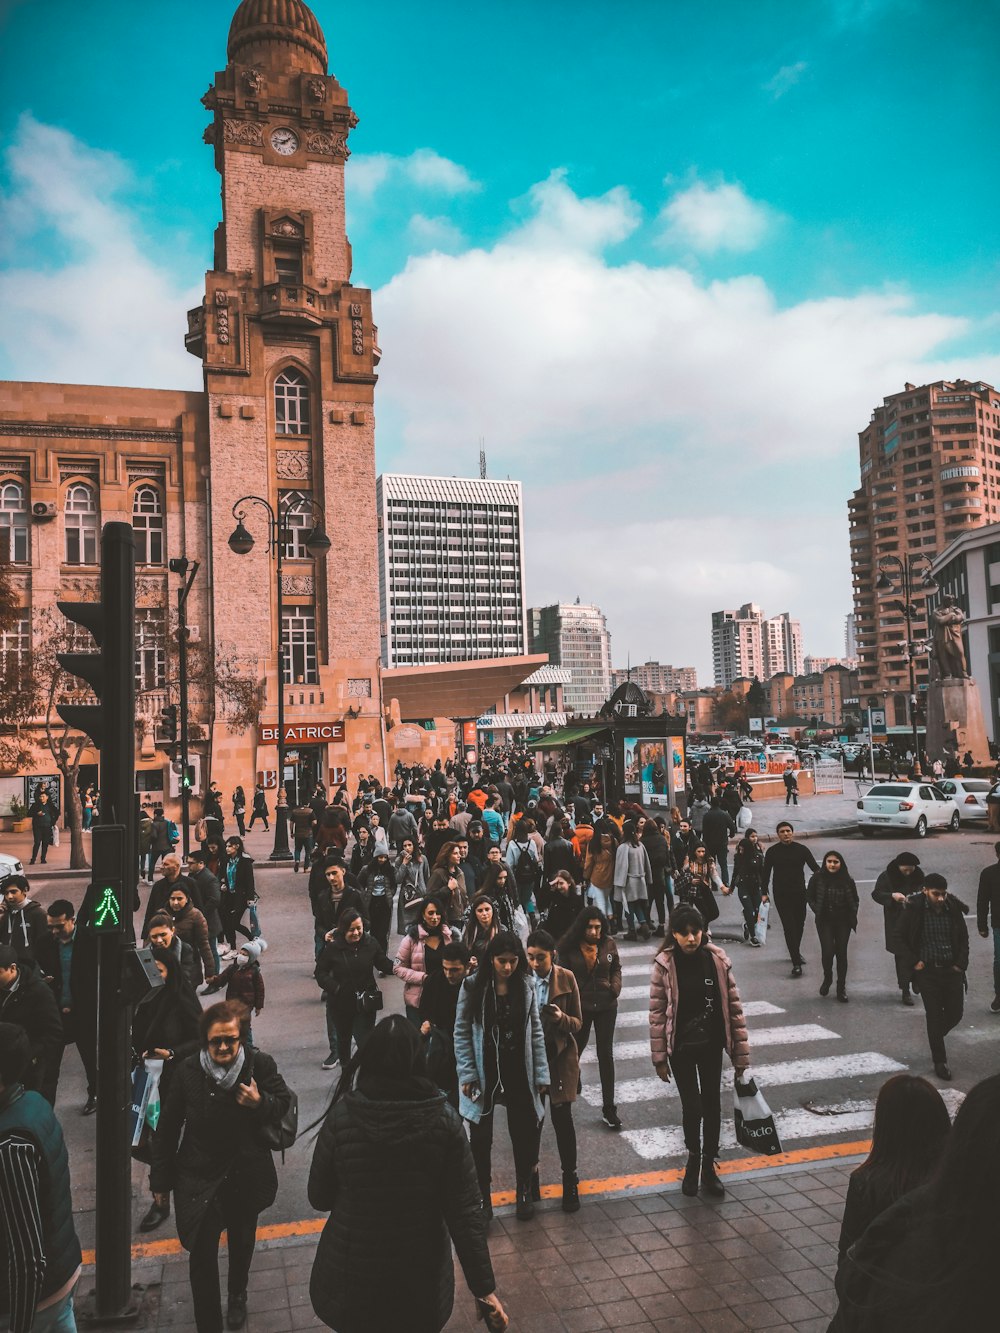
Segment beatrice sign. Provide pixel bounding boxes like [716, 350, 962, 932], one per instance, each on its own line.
[259, 720, 346, 744]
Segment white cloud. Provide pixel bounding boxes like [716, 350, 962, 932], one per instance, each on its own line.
[659, 178, 777, 254]
[349, 148, 478, 200]
[0, 115, 201, 388]
[764, 61, 808, 98]
[373, 173, 996, 674]
[407, 213, 466, 253]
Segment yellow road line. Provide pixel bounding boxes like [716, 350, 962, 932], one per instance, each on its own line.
[82, 1138, 870, 1266]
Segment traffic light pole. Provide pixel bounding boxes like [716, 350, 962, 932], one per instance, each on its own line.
[58, 522, 139, 1322]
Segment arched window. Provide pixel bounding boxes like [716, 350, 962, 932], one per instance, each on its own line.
[64, 483, 98, 565]
[132, 485, 164, 565]
[0, 481, 29, 564]
[279, 488, 311, 559]
[274, 368, 311, 435]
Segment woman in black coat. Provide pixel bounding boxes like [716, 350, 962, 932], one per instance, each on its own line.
[307, 1015, 506, 1333]
[150, 1000, 294, 1333]
[220, 836, 256, 951]
[871, 853, 924, 1004]
[807, 850, 860, 1002]
[641, 821, 672, 935]
[132, 946, 202, 1233]
[315, 909, 394, 1070]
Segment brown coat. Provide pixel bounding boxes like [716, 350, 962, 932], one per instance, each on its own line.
[648, 943, 750, 1073]
[170, 904, 214, 983]
[538, 964, 582, 1105]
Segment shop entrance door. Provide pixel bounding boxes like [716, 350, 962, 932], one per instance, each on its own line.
[285, 745, 323, 806]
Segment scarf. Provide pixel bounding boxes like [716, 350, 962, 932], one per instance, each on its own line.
[199, 1044, 246, 1090]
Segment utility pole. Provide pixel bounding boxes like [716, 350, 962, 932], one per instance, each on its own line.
[57, 522, 140, 1322]
[169, 558, 200, 857]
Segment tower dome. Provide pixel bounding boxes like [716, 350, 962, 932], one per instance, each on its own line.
[227, 0, 328, 74]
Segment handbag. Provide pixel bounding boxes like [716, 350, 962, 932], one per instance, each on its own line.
[733, 1074, 783, 1156]
[756, 899, 770, 945]
[355, 983, 384, 1014]
[247, 1052, 299, 1153]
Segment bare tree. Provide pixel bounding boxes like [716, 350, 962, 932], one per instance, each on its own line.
[0, 554, 40, 775]
[32, 608, 94, 871]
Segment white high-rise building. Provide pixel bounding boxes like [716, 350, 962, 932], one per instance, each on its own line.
[764, 612, 804, 678]
[610, 662, 698, 693]
[712, 604, 764, 688]
[845, 614, 858, 662]
[377, 474, 526, 667]
[529, 601, 612, 716]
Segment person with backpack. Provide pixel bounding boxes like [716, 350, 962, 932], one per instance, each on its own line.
[505, 824, 541, 926]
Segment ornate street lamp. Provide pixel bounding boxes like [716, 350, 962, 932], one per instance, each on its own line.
[228, 494, 331, 860]
[875, 553, 938, 776]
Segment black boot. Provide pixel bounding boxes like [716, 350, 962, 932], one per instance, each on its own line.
[901, 985, 915, 1007]
[819, 974, 832, 997]
[682, 1151, 700, 1197]
[701, 1157, 725, 1198]
[561, 1171, 580, 1213]
[515, 1178, 535, 1221]
[530, 1167, 541, 1201]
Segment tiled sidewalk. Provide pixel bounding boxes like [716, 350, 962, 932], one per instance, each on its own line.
[108, 1159, 849, 1331]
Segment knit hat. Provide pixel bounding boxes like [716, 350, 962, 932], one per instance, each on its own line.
[239, 938, 267, 963]
[895, 853, 921, 867]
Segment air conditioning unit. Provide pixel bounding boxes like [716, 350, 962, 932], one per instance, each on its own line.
[31, 501, 57, 521]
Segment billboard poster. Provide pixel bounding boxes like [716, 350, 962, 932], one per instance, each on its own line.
[624, 737, 671, 807]
[670, 737, 685, 793]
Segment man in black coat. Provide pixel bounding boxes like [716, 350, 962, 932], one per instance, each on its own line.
[701, 798, 736, 886]
[0, 945, 64, 1105]
[898, 873, 969, 1080]
[35, 900, 99, 1113]
[0, 877, 48, 965]
[762, 821, 820, 977]
[976, 840, 1000, 1013]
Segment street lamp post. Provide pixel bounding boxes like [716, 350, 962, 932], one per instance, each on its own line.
[875, 553, 938, 778]
[228, 495, 331, 861]
[168, 557, 200, 858]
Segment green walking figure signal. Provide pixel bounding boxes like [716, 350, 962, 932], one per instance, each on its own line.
[92, 885, 122, 932]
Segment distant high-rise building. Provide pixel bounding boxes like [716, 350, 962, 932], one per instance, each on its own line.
[845, 614, 858, 662]
[377, 473, 526, 666]
[764, 612, 804, 678]
[610, 661, 697, 693]
[712, 604, 764, 687]
[848, 378, 1000, 725]
[529, 601, 612, 715]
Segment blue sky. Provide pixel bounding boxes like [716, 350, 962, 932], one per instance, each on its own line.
[2, 0, 999, 678]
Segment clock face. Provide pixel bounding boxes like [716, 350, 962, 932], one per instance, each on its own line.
[270, 127, 299, 156]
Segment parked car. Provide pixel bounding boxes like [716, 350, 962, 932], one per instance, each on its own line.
[857, 783, 960, 838]
[934, 777, 990, 826]
[0, 853, 25, 887]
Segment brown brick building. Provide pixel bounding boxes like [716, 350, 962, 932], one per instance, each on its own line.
[849, 378, 1000, 725]
[0, 0, 469, 818]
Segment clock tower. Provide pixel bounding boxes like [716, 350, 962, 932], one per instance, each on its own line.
[186, 0, 384, 798]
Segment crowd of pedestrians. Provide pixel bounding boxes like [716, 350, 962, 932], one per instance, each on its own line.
[2, 746, 1000, 1331]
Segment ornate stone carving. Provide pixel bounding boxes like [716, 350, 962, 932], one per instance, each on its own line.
[281, 574, 315, 596]
[215, 291, 231, 345]
[61, 576, 100, 594]
[347, 677, 372, 698]
[306, 77, 326, 103]
[271, 219, 303, 238]
[349, 302, 364, 356]
[0, 423, 179, 444]
[223, 119, 264, 146]
[243, 67, 263, 94]
[127, 464, 166, 482]
[305, 130, 349, 159]
[275, 450, 312, 480]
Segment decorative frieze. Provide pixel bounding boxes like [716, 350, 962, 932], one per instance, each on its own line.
[281, 574, 315, 596]
[275, 450, 311, 481]
[223, 119, 264, 146]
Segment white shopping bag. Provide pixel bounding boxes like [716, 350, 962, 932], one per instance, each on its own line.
[756, 899, 769, 945]
[736, 805, 753, 832]
[733, 1074, 783, 1156]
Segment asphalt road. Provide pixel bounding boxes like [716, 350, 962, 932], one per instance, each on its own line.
[42, 823, 1000, 1250]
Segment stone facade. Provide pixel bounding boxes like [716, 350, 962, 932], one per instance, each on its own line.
[0, 0, 454, 817]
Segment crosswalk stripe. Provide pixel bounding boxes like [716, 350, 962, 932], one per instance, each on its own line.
[580, 1051, 906, 1106]
[619, 1087, 967, 1161]
[612, 999, 784, 1028]
[580, 1023, 840, 1065]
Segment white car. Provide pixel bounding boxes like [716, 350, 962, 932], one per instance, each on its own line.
[857, 783, 960, 837]
[934, 778, 991, 826]
[0, 853, 25, 887]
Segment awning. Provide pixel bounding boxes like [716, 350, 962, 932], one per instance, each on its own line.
[382, 654, 549, 721]
[478, 713, 567, 730]
[526, 724, 609, 749]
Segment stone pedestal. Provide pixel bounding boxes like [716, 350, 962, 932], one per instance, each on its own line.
[925, 676, 990, 766]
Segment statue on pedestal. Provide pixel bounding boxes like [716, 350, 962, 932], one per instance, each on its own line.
[930, 596, 969, 680]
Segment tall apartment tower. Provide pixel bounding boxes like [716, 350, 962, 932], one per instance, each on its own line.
[377, 474, 526, 667]
[610, 662, 698, 693]
[529, 601, 612, 716]
[764, 612, 803, 678]
[848, 378, 1000, 722]
[712, 604, 764, 687]
[845, 613, 858, 661]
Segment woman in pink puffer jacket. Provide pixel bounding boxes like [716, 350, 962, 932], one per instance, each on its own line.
[648, 902, 750, 1200]
[393, 897, 453, 1023]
